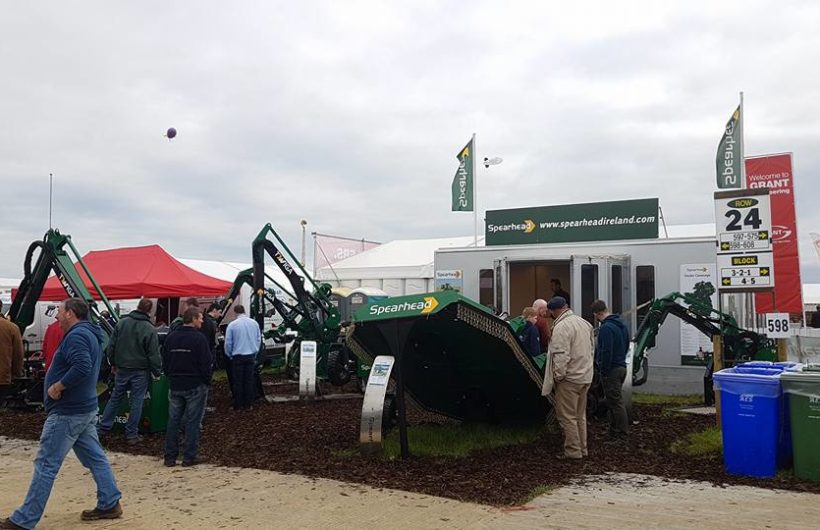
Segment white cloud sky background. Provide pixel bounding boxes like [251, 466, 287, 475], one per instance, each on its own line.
[2, 1, 820, 283]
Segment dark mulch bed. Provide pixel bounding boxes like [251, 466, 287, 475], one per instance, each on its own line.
[2, 377, 819, 506]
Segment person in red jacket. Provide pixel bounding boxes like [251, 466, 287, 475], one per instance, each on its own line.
[42, 319, 64, 371]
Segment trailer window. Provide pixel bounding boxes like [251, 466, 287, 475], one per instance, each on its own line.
[479, 269, 494, 310]
[581, 264, 598, 324]
[636, 265, 655, 346]
[611, 264, 623, 315]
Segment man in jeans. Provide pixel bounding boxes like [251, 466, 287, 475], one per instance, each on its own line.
[224, 305, 261, 410]
[162, 306, 212, 466]
[591, 299, 630, 439]
[99, 298, 161, 444]
[1, 298, 122, 529]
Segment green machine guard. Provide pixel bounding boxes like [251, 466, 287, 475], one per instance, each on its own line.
[348, 291, 549, 424]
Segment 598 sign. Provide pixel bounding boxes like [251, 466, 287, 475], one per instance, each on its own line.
[765, 313, 790, 338]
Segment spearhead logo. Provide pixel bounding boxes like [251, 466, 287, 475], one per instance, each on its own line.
[369, 296, 439, 316]
[420, 296, 439, 315]
[524, 219, 536, 233]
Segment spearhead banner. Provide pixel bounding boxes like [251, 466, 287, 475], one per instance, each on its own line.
[716, 104, 743, 189]
[451, 139, 474, 211]
[485, 198, 659, 246]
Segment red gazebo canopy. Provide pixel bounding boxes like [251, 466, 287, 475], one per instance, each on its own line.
[33, 245, 232, 301]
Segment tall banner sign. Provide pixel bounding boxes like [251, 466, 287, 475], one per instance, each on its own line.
[314, 233, 381, 272]
[451, 139, 474, 212]
[746, 154, 803, 313]
[716, 104, 743, 189]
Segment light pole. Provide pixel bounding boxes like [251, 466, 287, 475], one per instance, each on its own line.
[300, 219, 308, 267]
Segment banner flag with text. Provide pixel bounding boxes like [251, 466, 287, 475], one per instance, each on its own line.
[717, 105, 743, 189]
[747, 154, 803, 313]
[451, 139, 474, 211]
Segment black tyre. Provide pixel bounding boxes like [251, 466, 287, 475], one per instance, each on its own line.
[382, 394, 397, 434]
[327, 347, 351, 386]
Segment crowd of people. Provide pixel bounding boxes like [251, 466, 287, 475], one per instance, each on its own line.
[0, 296, 262, 529]
[515, 279, 630, 461]
[1, 283, 633, 528]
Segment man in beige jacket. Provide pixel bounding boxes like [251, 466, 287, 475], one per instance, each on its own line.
[541, 296, 594, 460]
[0, 302, 25, 390]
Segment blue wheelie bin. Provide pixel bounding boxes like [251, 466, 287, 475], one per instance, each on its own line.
[713, 366, 788, 478]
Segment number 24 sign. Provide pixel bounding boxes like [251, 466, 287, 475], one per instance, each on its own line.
[714, 190, 772, 255]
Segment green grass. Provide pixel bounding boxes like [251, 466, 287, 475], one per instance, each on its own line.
[381, 423, 543, 459]
[632, 393, 704, 407]
[671, 426, 722, 457]
[522, 484, 555, 502]
[211, 369, 228, 382]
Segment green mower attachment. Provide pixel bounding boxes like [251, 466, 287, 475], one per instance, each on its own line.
[348, 291, 548, 424]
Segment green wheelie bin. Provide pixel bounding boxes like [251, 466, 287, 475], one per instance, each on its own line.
[780, 366, 820, 482]
[97, 375, 169, 434]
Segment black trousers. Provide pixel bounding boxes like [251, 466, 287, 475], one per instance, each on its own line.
[603, 366, 629, 435]
[231, 355, 256, 409]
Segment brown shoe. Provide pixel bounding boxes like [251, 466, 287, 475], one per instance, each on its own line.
[81, 501, 123, 521]
[0, 517, 26, 529]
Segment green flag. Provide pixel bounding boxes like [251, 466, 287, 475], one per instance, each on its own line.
[451, 139, 474, 211]
[716, 104, 743, 188]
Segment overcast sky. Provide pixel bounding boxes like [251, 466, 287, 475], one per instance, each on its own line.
[2, 1, 820, 283]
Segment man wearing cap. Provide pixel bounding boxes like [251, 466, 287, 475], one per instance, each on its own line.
[541, 296, 594, 460]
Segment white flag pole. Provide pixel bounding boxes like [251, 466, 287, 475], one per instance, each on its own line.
[740, 91, 746, 188]
[472, 132, 477, 246]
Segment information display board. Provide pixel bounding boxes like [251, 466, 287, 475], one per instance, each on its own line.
[714, 189, 774, 292]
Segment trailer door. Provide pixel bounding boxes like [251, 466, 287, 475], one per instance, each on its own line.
[607, 256, 632, 332]
[493, 257, 508, 316]
[571, 256, 606, 324]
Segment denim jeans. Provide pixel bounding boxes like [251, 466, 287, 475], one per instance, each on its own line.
[10, 410, 121, 529]
[164, 384, 208, 464]
[99, 368, 150, 440]
[231, 355, 256, 410]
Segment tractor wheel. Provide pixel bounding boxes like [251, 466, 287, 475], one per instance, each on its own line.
[286, 363, 300, 381]
[327, 348, 352, 386]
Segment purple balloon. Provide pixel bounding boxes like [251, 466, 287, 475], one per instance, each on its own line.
[166, 127, 177, 139]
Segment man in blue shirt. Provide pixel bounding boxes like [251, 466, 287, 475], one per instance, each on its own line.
[224, 305, 261, 410]
[591, 299, 630, 439]
[1, 298, 122, 529]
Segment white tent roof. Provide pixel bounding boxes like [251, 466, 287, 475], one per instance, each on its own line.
[662, 223, 715, 238]
[177, 258, 310, 298]
[803, 284, 820, 305]
[316, 236, 484, 281]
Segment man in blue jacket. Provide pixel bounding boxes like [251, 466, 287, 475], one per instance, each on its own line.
[1, 298, 122, 529]
[591, 299, 630, 438]
[162, 306, 213, 467]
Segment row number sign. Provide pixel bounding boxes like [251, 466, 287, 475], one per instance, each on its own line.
[765, 313, 790, 338]
[714, 189, 774, 292]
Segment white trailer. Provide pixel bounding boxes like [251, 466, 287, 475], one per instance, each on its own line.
[435, 232, 718, 394]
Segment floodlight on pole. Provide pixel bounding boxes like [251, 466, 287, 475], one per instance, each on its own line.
[483, 157, 503, 168]
[300, 219, 308, 267]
